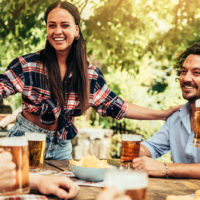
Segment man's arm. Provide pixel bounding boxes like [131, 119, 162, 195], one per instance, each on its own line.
[131, 156, 200, 179]
[167, 162, 200, 179]
[139, 144, 152, 157]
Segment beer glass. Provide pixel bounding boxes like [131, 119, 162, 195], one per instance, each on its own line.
[120, 134, 142, 168]
[194, 99, 200, 147]
[104, 169, 148, 200]
[25, 132, 46, 170]
[0, 136, 30, 196]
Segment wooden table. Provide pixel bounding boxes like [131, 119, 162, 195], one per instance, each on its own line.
[40, 160, 200, 200]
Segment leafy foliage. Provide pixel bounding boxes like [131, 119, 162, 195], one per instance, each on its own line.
[0, 0, 199, 146]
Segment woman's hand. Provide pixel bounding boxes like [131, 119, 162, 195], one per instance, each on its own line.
[162, 105, 182, 120]
[30, 174, 80, 199]
[0, 149, 16, 190]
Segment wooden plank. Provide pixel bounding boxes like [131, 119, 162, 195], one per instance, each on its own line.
[44, 160, 70, 171]
[0, 107, 21, 128]
[74, 187, 101, 200]
[148, 178, 200, 200]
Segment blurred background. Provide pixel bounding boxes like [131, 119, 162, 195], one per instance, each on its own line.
[0, 0, 199, 159]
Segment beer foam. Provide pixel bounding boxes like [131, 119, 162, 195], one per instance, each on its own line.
[196, 99, 200, 107]
[0, 136, 27, 146]
[121, 134, 142, 142]
[25, 132, 46, 141]
[104, 169, 148, 190]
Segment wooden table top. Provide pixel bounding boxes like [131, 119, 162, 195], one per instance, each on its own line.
[39, 160, 200, 200]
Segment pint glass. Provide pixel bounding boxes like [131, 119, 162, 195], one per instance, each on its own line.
[194, 100, 200, 147]
[104, 169, 148, 200]
[0, 136, 30, 196]
[25, 132, 46, 170]
[120, 134, 142, 168]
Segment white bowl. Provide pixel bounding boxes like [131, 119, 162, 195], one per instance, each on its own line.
[70, 164, 107, 182]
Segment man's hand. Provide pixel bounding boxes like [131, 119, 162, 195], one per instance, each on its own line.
[30, 174, 80, 199]
[0, 149, 16, 190]
[131, 156, 166, 177]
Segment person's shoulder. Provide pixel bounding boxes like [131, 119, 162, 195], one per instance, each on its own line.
[168, 109, 180, 119]
[166, 103, 187, 123]
[166, 110, 180, 124]
[9, 52, 39, 65]
[88, 64, 102, 79]
[20, 52, 40, 63]
[7, 52, 40, 70]
[88, 64, 98, 72]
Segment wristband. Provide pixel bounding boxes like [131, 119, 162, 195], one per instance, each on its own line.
[164, 162, 169, 178]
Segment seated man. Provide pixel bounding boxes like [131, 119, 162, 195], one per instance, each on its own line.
[132, 43, 200, 178]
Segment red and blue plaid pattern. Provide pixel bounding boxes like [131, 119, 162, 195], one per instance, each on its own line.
[0, 53, 128, 140]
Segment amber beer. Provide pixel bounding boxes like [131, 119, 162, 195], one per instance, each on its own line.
[104, 169, 148, 200]
[25, 132, 46, 170]
[0, 136, 29, 196]
[121, 134, 142, 168]
[194, 99, 200, 147]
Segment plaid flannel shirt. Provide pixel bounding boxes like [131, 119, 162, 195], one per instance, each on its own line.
[0, 53, 128, 140]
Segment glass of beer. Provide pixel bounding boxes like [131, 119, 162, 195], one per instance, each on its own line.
[0, 136, 30, 196]
[194, 99, 200, 147]
[120, 134, 142, 168]
[25, 132, 46, 170]
[104, 169, 148, 200]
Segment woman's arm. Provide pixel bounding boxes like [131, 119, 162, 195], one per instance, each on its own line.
[125, 103, 181, 120]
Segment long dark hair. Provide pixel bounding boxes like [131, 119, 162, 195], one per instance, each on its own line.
[40, 1, 89, 113]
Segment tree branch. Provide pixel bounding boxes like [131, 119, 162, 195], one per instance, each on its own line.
[80, 0, 89, 16]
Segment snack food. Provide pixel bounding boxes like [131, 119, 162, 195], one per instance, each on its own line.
[70, 154, 110, 168]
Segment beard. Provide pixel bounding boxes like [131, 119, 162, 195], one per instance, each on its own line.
[181, 82, 199, 103]
[187, 97, 198, 103]
[182, 93, 198, 103]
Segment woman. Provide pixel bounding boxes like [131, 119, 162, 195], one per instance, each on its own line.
[0, 1, 180, 160]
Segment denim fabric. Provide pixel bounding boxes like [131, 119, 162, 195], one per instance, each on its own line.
[7, 113, 72, 160]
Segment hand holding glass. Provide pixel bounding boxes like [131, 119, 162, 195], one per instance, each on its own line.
[120, 134, 142, 168]
[0, 136, 29, 196]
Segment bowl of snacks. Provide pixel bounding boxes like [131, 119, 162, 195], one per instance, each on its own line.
[69, 155, 112, 182]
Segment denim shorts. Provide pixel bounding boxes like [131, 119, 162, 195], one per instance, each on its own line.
[7, 113, 72, 160]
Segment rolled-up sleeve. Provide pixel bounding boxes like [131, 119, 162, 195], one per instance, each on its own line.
[90, 67, 128, 120]
[142, 120, 171, 158]
[0, 57, 24, 98]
